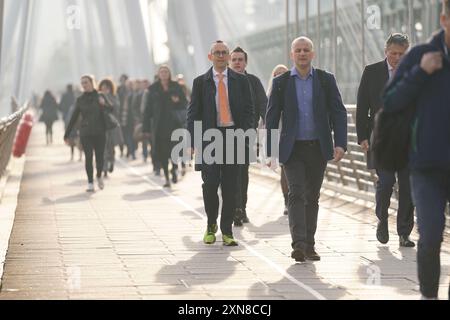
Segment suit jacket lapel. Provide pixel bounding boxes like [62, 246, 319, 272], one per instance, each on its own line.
[381, 60, 389, 85]
[287, 75, 298, 115]
[204, 68, 217, 120]
[227, 69, 237, 118]
[312, 69, 320, 114]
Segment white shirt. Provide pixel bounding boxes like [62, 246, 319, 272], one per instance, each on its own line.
[213, 67, 234, 127]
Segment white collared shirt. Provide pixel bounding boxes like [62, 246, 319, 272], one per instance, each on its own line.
[213, 67, 234, 127]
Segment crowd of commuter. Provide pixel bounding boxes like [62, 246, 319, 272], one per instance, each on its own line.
[31, 0, 449, 300]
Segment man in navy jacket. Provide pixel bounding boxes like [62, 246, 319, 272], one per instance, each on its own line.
[266, 37, 347, 262]
[383, 0, 450, 299]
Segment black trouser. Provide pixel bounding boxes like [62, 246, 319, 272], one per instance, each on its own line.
[201, 127, 239, 236]
[81, 134, 106, 183]
[410, 169, 449, 298]
[375, 168, 414, 236]
[283, 141, 327, 251]
[236, 164, 249, 211]
[202, 164, 238, 236]
[45, 122, 53, 144]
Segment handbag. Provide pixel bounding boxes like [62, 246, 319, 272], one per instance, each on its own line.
[103, 109, 119, 131]
[100, 94, 120, 131]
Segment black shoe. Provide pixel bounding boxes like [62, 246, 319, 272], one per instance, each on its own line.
[291, 248, 306, 262]
[172, 171, 178, 184]
[241, 210, 249, 224]
[283, 206, 288, 215]
[376, 221, 389, 244]
[305, 247, 321, 261]
[234, 208, 244, 227]
[399, 235, 415, 247]
[109, 163, 114, 173]
[163, 180, 171, 188]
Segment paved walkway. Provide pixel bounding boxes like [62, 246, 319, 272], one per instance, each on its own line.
[0, 121, 448, 300]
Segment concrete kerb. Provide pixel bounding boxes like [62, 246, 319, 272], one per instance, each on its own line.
[0, 156, 26, 289]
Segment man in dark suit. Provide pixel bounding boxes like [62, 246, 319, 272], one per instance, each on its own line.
[230, 46, 268, 226]
[187, 40, 254, 247]
[266, 37, 347, 262]
[356, 33, 415, 248]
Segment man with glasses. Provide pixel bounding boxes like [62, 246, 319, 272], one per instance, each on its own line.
[383, 0, 450, 300]
[356, 33, 415, 248]
[187, 40, 254, 247]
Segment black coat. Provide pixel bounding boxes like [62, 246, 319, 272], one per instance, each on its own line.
[64, 90, 107, 139]
[39, 92, 59, 124]
[246, 72, 268, 128]
[187, 67, 255, 171]
[356, 59, 389, 169]
[143, 81, 188, 162]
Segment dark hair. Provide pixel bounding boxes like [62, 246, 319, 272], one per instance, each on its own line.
[231, 46, 248, 62]
[98, 78, 117, 95]
[385, 33, 410, 49]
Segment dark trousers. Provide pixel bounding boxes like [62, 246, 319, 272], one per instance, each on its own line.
[201, 127, 239, 236]
[410, 168, 449, 298]
[281, 166, 289, 205]
[142, 138, 149, 160]
[81, 134, 106, 183]
[236, 164, 249, 211]
[283, 141, 327, 250]
[45, 122, 53, 144]
[375, 168, 414, 236]
[123, 126, 136, 159]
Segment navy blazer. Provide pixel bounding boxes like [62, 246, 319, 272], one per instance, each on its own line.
[265, 68, 347, 164]
[187, 67, 255, 170]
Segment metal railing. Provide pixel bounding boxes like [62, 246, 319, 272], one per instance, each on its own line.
[0, 100, 28, 179]
[323, 105, 378, 201]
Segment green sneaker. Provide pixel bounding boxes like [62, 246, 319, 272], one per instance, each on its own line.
[222, 234, 238, 247]
[203, 224, 218, 244]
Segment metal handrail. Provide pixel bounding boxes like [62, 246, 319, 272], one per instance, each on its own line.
[0, 100, 28, 179]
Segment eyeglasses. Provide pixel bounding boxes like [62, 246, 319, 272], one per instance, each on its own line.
[212, 50, 229, 57]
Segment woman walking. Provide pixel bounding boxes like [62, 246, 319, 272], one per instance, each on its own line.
[64, 75, 110, 192]
[143, 65, 188, 188]
[267, 64, 290, 215]
[99, 78, 123, 177]
[39, 90, 59, 145]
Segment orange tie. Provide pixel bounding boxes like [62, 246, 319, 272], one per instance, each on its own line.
[218, 73, 232, 125]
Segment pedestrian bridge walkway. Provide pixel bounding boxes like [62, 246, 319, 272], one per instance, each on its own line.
[0, 121, 449, 300]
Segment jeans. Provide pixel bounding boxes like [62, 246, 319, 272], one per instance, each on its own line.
[410, 168, 449, 298]
[283, 141, 327, 250]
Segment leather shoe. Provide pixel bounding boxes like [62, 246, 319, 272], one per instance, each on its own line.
[291, 248, 306, 262]
[399, 235, 415, 247]
[305, 247, 321, 261]
[376, 220, 389, 244]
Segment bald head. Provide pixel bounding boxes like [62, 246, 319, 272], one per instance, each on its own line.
[210, 40, 230, 54]
[291, 37, 314, 52]
[290, 36, 315, 73]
